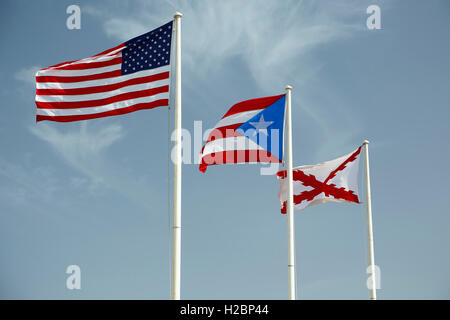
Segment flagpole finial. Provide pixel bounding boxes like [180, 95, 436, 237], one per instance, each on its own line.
[285, 85, 293, 91]
[363, 140, 370, 145]
[174, 12, 183, 18]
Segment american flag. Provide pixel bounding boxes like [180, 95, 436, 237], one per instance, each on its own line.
[35, 21, 173, 122]
[199, 94, 286, 172]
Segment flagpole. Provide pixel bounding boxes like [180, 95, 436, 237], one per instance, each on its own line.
[171, 11, 183, 300]
[285, 85, 296, 300]
[363, 140, 377, 300]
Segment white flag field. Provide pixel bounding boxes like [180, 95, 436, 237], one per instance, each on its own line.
[277, 146, 362, 213]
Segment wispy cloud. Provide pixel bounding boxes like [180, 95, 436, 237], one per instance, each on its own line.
[83, 0, 369, 159]
[31, 122, 125, 166]
[0, 119, 159, 212]
[103, 18, 149, 41]
[85, 0, 362, 91]
[0, 157, 60, 207]
[14, 66, 41, 86]
[30, 122, 158, 209]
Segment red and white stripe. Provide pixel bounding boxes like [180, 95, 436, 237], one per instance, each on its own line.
[35, 44, 170, 122]
[199, 95, 284, 172]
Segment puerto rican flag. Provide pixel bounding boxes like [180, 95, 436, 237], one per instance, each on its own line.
[199, 94, 286, 172]
[277, 146, 362, 213]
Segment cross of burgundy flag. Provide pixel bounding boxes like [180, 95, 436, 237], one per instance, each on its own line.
[277, 146, 362, 213]
[199, 94, 286, 172]
[35, 21, 173, 122]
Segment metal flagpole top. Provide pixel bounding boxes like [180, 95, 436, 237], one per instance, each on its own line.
[363, 140, 370, 145]
[174, 12, 183, 18]
[285, 85, 293, 91]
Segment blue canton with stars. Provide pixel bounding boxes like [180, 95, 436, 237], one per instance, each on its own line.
[121, 21, 173, 75]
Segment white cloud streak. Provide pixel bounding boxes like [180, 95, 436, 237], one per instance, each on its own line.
[14, 66, 41, 86]
[0, 158, 60, 207]
[85, 0, 362, 90]
[83, 0, 369, 160]
[30, 122, 157, 210]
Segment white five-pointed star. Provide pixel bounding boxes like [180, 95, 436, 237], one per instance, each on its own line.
[249, 114, 274, 136]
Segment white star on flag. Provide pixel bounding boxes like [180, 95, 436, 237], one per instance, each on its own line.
[249, 114, 274, 136]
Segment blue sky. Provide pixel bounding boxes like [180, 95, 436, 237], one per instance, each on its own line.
[0, 0, 449, 299]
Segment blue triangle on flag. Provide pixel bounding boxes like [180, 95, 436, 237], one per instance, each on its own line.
[236, 95, 286, 161]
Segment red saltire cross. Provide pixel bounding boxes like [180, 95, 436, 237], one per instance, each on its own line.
[277, 146, 362, 214]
